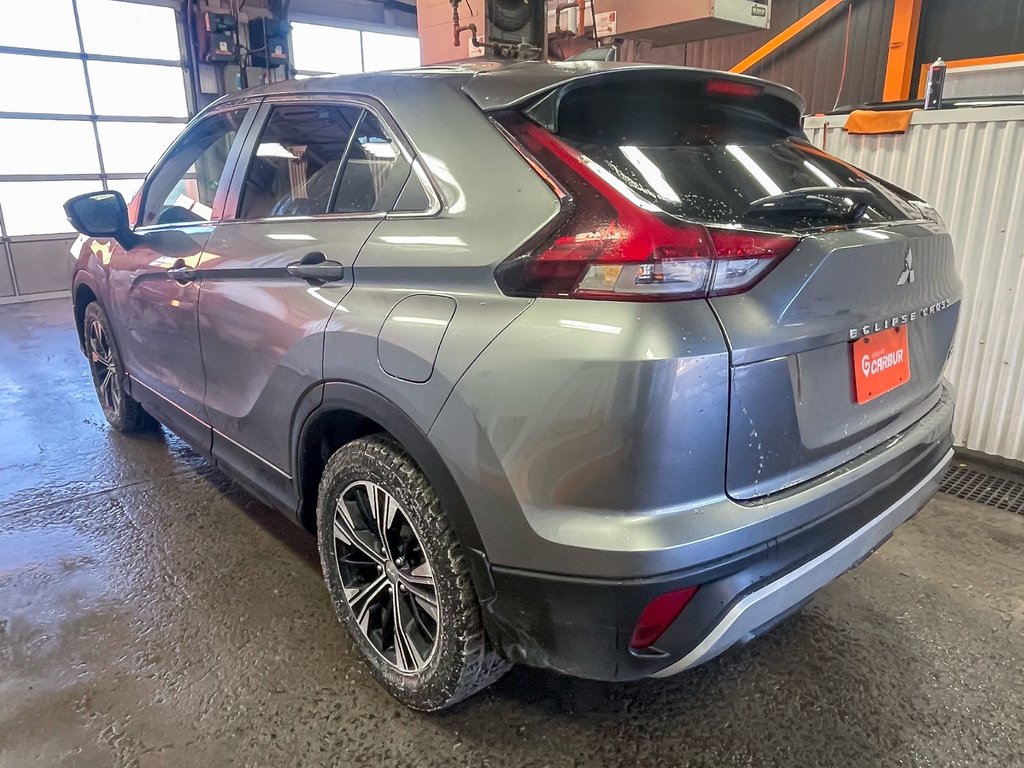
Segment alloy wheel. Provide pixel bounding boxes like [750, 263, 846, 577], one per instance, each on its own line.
[87, 318, 121, 415]
[333, 480, 439, 673]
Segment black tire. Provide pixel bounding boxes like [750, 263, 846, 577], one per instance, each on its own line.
[83, 301, 156, 433]
[489, 0, 534, 32]
[316, 434, 510, 711]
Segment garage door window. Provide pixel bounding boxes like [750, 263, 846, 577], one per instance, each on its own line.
[0, 181, 100, 237]
[291, 21, 419, 77]
[0, 0, 80, 53]
[0, 0, 189, 240]
[96, 122, 189, 175]
[75, 0, 181, 61]
[87, 61, 189, 119]
[0, 54, 91, 114]
[0, 120, 101, 176]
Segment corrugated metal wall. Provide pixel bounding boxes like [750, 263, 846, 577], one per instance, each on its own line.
[632, 0, 893, 114]
[913, 0, 1024, 96]
[805, 107, 1024, 463]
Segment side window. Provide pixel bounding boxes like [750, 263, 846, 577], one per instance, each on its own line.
[140, 109, 248, 227]
[237, 104, 362, 220]
[332, 112, 411, 214]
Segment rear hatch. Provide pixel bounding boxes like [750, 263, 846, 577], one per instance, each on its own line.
[713, 223, 959, 498]
[482, 65, 962, 499]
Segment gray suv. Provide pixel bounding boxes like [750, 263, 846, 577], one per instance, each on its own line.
[64, 62, 961, 711]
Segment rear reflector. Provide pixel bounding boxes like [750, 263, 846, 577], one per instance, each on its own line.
[630, 586, 700, 650]
[494, 113, 799, 301]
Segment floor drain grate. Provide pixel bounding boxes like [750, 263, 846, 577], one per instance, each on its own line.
[940, 464, 1024, 515]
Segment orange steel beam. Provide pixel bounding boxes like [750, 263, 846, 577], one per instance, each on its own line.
[883, 0, 923, 101]
[730, 0, 848, 74]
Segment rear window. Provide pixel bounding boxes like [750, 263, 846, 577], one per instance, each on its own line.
[527, 85, 921, 231]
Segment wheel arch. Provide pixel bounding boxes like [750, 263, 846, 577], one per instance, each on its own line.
[293, 382, 493, 599]
[72, 274, 99, 352]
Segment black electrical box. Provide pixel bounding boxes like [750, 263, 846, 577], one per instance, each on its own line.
[248, 18, 290, 68]
[199, 12, 237, 64]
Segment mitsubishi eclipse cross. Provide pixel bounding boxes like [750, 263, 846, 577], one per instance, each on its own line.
[64, 62, 961, 711]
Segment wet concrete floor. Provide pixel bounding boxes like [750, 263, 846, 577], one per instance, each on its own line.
[1, 298, 1023, 767]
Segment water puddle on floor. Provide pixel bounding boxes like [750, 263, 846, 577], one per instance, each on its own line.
[0, 524, 110, 666]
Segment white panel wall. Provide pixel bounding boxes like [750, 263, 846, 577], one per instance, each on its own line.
[945, 63, 1024, 99]
[805, 107, 1024, 463]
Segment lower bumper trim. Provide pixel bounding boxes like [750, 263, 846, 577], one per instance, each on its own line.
[651, 447, 953, 678]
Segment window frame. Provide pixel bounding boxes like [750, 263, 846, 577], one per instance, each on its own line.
[134, 102, 259, 232]
[219, 93, 441, 226]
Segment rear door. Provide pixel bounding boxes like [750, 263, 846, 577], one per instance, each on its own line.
[197, 97, 415, 502]
[525, 72, 962, 499]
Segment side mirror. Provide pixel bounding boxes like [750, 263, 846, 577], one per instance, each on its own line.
[63, 190, 139, 249]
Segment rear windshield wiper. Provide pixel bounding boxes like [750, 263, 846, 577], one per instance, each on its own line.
[747, 186, 875, 220]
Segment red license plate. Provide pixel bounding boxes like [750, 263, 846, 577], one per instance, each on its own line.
[851, 326, 911, 404]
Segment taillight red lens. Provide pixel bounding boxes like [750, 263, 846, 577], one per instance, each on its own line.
[630, 585, 700, 650]
[705, 229, 803, 296]
[705, 78, 764, 99]
[495, 114, 799, 301]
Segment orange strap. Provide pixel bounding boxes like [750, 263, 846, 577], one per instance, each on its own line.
[844, 109, 917, 135]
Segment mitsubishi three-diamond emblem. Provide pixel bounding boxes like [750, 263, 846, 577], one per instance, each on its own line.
[897, 249, 916, 285]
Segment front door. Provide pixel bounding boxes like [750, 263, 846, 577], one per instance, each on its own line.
[107, 106, 255, 449]
[197, 100, 413, 503]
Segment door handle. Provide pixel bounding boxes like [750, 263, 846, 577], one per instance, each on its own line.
[167, 258, 197, 283]
[286, 252, 346, 284]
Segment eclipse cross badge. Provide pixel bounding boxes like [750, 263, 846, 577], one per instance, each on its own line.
[897, 249, 916, 286]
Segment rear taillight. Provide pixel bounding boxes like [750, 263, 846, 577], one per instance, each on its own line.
[494, 114, 800, 301]
[630, 585, 700, 650]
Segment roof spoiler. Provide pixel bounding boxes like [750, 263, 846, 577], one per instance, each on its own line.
[462, 62, 805, 128]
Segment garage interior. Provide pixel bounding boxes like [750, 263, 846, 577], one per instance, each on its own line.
[2, 0, 1024, 765]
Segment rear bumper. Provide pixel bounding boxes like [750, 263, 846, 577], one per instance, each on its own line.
[653, 446, 950, 676]
[482, 391, 954, 680]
